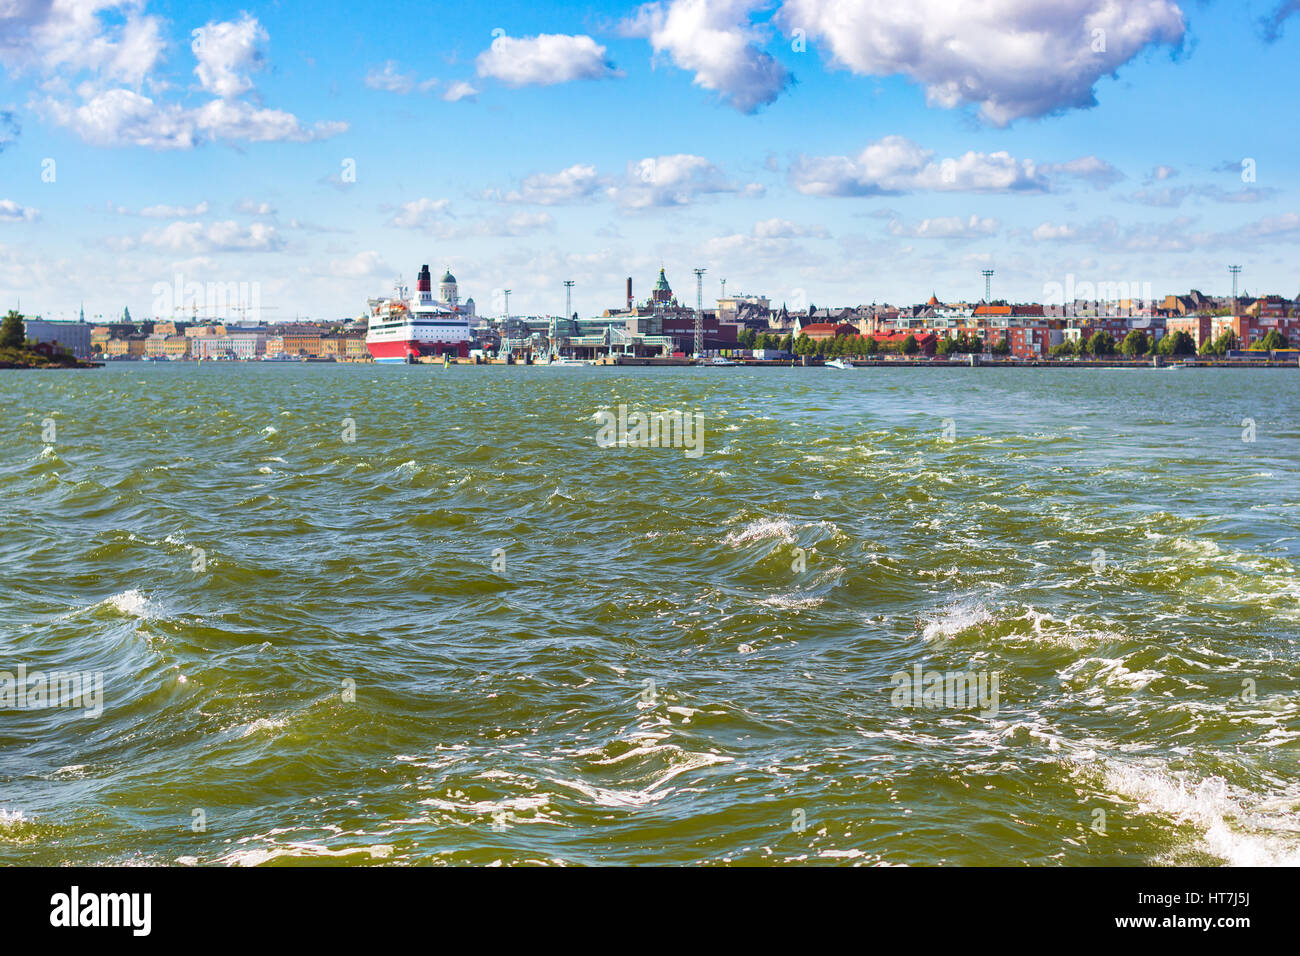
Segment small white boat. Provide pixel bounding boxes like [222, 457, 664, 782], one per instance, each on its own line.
[709, 356, 738, 366]
[826, 358, 855, 369]
[545, 356, 592, 366]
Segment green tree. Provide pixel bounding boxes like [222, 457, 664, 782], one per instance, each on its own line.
[1259, 328, 1289, 351]
[793, 333, 814, 357]
[737, 327, 757, 350]
[0, 310, 24, 349]
[780, 333, 794, 354]
[901, 333, 919, 355]
[1211, 330, 1238, 355]
[1086, 330, 1115, 357]
[862, 335, 879, 355]
[936, 335, 955, 357]
[1050, 340, 1077, 359]
[991, 338, 1010, 356]
[1176, 330, 1198, 355]
[1120, 329, 1149, 357]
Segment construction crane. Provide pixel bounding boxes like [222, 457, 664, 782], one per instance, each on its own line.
[693, 268, 706, 357]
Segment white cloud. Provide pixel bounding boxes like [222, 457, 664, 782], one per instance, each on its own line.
[0, 0, 165, 87]
[491, 211, 555, 236]
[43, 89, 198, 149]
[626, 0, 791, 113]
[497, 164, 604, 205]
[887, 215, 1000, 239]
[753, 217, 828, 239]
[790, 136, 1047, 197]
[1230, 212, 1300, 241]
[386, 198, 553, 238]
[388, 198, 453, 229]
[233, 199, 275, 217]
[42, 88, 347, 148]
[777, 0, 1186, 125]
[328, 251, 391, 279]
[191, 99, 346, 143]
[140, 201, 210, 218]
[128, 219, 285, 254]
[24, 11, 344, 148]
[476, 33, 620, 87]
[0, 199, 39, 222]
[1041, 156, 1124, 188]
[192, 14, 266, 99]
[364, 61, 438, 95]
[1150, 165, 1178, 181]
[442, 80, 478, 102]
[1128, 184, 1278, 207]
[610, 154, 762, 208]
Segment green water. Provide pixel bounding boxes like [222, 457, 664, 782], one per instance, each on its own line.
[2, 363, 1298, 865]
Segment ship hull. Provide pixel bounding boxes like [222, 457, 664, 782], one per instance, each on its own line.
[366, 337, 470, 363]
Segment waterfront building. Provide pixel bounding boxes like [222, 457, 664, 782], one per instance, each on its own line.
[1228, 313, 1300, 348]
[22, 318, 93, 358]
[107, 333, 148, 359]
[192, 335, 234, 360]
[870, 331, 938, 356]
[185, 324, 225, 340]
[597, 268, 741, 354]
[229, 329, 268, 360]
[1165, 314, 1214, 349]
[342, 333, 369, 360]
[164, 335, 191, 360]
[280, 326, 323, 358]
[716, 293, 770, 324]
[796, 320, 857, 341]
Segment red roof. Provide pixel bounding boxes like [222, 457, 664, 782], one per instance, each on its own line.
[801, 322, 856, 337]
[870, 331, 937, 345]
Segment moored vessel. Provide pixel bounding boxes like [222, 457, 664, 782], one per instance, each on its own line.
[366, 265, 472, 364]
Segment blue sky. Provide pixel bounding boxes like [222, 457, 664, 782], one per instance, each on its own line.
[1, 0, 1299, 322]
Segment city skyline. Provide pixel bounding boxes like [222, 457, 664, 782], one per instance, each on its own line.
[2, 1, 1300, 321]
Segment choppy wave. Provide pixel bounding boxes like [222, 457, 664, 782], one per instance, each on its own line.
[3, 363, 1299, 865]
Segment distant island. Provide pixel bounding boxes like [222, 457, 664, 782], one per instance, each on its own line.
[0, 311, 97, 369]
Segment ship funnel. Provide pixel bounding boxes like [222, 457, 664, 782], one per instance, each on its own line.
[417, 265, 432, 293]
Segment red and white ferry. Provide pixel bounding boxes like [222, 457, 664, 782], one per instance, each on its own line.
[366, 264, 472, 363]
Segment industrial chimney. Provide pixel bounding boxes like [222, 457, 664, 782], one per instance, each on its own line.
[626, 277, 632, 310]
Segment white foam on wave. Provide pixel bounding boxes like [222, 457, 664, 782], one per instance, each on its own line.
[0, 809, 26, 828]
[760, 594, 823, 610]
[551, 750, 733, 808]
[1103, 762, 1300, 866]
[105, 588, 166, 620]
[217, 842, 394, 866]
[724, 518, 797, 546]
[240, 717, 286, 738]
[921, 602, 993, 641]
